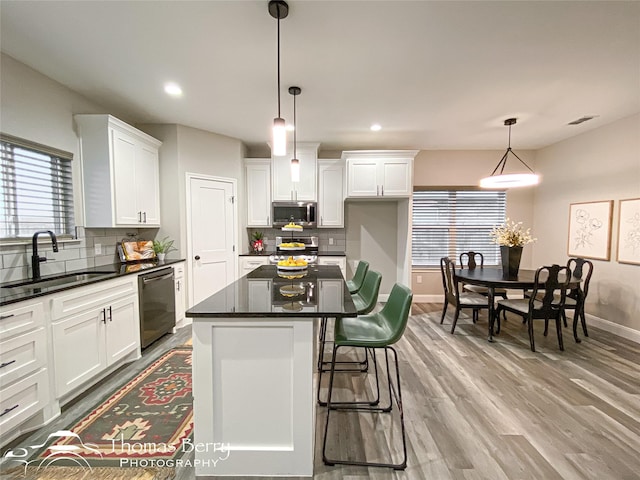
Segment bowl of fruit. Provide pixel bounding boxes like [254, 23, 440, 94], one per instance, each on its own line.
[277, 256, 308, 270]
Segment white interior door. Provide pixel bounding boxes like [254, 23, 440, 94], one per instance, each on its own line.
[188, 175, 237, 306]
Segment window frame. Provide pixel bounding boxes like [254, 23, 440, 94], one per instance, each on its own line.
[411, 187, 506, 268]
[1, 133, 75, 241]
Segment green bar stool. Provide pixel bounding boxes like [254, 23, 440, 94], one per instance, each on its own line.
[322, 283, 413, 470]
[317, 270, 382, 405]
[346, 260, 369, 294]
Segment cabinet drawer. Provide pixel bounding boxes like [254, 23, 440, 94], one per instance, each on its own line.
[0, 300, 45, 341]
[50, 276, 137, 320]
[0, 368, 50, 436]
[174, 263, 185, 278]
[0, 328, 47, 389]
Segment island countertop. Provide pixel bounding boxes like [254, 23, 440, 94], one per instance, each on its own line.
[186, 264, 357, 318]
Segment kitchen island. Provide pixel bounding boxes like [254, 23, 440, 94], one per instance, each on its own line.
[186, 265, 356, 477]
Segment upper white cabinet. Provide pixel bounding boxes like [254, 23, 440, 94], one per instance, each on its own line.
[272, 143, 318, 201]
[343, 150, 418, 198]
[245, 159, 272, 227]
[318, 160, 344, 228]
[75, 114, 162, 227]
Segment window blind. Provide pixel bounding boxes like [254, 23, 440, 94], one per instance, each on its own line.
[412, 189, 506, 267]
[1, 133, 75, 239]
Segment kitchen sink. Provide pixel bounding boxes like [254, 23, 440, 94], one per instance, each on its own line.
[1, 271, 116, 289]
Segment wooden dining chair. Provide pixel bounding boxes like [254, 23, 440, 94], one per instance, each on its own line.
[544, 257, 593, 343]
[440, 257, 489, 334]
[495, 264, 571, 352]
[459, 251, 508, 299]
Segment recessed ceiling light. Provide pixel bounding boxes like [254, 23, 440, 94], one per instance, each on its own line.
[286, 124, 295, 132]
[164, 82, 183, 97]
[370, 123, 382, 131]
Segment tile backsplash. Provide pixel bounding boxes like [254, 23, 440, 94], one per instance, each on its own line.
[247, 228, 346, 252]
[0, 228, 157, 284]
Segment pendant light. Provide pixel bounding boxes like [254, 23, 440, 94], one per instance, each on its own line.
[269, 0, 288, 157]
[289, 86, 301, 182]
[480, 118, 539, 188]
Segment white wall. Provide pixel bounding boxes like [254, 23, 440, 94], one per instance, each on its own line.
[412, 149, 536, 296]
[532, 113, 640, 332]
[0, 53, 116, 225]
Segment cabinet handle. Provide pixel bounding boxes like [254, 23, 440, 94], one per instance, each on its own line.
[267, 216, 270, 225]
[143, 212, 147, 223]
[376, 185, 379, 196]
[381, 185, 384, 196]
[138, 211, 142, 223]
[108, 305, 113, 322]
[0, 314, 15, 320]
[101, 308, 106, 324]
[195, 255, 201, 261]
[0, 360, 16, 369]
[177, 280, 181, 292]
[0, 405, 19, 418]
[321, 216, 323, 226]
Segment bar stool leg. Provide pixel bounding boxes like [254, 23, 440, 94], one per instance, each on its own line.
[322, 345, 407, 470]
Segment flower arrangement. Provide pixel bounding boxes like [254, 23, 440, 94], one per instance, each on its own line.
[251, 231, 264, 253]
[489, 219, 536, 247]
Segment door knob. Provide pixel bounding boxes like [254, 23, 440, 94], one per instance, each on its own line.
[195, 255, 201, 260]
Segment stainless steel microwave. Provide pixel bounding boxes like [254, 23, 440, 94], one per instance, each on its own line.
[272, 201, 317, 228]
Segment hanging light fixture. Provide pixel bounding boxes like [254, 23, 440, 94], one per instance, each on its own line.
[480, 118, 540, 188]
[289, 86, 301, 182]
[269, 0, 289, 157]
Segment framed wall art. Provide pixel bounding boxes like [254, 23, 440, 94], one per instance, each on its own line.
[616, 198, 640, 265]
[567, 200, 613, 261]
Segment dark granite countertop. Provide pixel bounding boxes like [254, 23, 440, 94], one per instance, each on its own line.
[186, 264, 356, 319]
[0, 259, 186, 306]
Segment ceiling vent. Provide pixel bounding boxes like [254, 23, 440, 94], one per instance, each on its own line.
[568, 115, 598, 125]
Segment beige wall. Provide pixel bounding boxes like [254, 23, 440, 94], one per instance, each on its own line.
[532, 113, 640, 332]
[411, 149, 536, 296]
[345, 202, 399, 295]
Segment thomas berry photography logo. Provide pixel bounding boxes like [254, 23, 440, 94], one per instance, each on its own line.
[1, 430, 102, 474]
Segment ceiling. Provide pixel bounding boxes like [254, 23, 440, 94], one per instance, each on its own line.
[1, 1, 639, 153]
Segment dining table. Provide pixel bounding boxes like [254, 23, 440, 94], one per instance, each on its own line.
[454, 267, 581, 343]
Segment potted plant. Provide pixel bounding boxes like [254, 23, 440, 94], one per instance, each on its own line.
[153, 236, 177, 261]
[251, 231, 264, 253]
[489, 219, 536, 277]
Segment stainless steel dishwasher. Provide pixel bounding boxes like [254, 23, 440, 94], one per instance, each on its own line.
[138, 267, 176, 348]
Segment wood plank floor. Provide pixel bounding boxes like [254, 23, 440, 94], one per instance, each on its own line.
[4, 304, 639, 480]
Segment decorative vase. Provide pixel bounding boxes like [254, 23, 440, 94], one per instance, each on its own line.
[157, 253, 166, 262]
[252, 240, 264, 253]
[500, 245, 522, 278]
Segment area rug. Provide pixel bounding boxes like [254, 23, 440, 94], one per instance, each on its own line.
[35, 348, 193, 468]
[1, 466, 175, 480]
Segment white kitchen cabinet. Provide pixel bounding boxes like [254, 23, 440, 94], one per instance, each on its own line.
[0, 299, 51, 445]
[318, 280, 344, 312]
[318, 256, 347, 278]
[239, 256, 270, 278]
[318, 160, 344, 228]
[174, 262, 187, 326]
[75, 114, 162, 227]
[343, 150, 418, 198]
[51, 276, 140, 397]
[272, 143, 319, 201]
[246, 159, 272, 227]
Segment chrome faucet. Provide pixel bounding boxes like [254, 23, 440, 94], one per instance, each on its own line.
[32, 230, 58, 281]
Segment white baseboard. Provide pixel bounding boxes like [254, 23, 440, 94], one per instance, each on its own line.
[586, 313, 640, 344]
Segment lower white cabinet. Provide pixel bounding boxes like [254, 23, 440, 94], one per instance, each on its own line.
[239, 256, 270, 278]
[51, 277, 140, 398]
[174, 262, 187, 325]
[0, 299, 51, 443]
[318, 256, 347, 278]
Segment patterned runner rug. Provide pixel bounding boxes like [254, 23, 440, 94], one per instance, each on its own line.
[35, 348, 193, 469]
